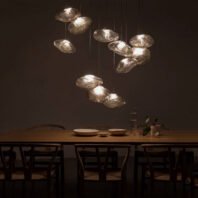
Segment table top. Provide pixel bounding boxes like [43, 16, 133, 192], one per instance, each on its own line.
[0, 129, 198, 145]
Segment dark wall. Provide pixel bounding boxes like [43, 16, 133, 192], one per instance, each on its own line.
[0, 0, 198, 131]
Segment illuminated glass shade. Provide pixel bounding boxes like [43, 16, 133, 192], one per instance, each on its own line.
[116, 58, 138, 73]
[131, 47, 151, 64]
[93, 29, 119, 43]
[76, 74, 103, 90]
[129, 34, 154, 48]
[54, 39, 76, 53]
[89, 86, 109, 103]
[103, 93, 126, 108]
[108, 40, 132, 57]
[68, 16, 92, 34]
[55, 7, 81, 23]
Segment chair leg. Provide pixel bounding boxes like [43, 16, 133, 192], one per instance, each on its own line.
[77, 180, 84, 198]
[22, 180, 26, 198]
[2, 181, 6, 198]
[134, 153, 138, 194]
[60, 152, 65, 198]
[55, 167, 60, 198]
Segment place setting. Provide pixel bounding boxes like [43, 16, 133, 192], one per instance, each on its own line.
[72, 128, 129, 137]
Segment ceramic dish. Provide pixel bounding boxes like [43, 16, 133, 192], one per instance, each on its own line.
[108, 128, 127, 136]
[98, 131, 109, 137]
[73, 129, 99, 136]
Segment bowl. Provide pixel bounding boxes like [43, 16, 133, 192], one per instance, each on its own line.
[108, 128, 127, 136]
[73, 129, 99, 136]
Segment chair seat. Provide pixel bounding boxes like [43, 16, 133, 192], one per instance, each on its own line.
[12, 171, 25, 180]
[84, 170, 100, 181]
[0, 170, 5, 180]
[154, 172, 182, 181]
[84, 169, 122, 181]
[106, 170, 122, 181]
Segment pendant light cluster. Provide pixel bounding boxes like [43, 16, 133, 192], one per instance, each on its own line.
[93, 29, 154, 73]
[54, 7, 92, 54]
[52, 0, 155, 110]
[76, 74, 126, 108]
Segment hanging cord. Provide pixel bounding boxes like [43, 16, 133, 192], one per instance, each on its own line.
[88, 28, 92, 58]
[97, 37, 101, 76]
[120, 0, 123, 40]
[137, 0, 142, 34]
[125, 0, 128, 42]
[64, 23, 67, 39]
[88, 0, 93, 58]
[97, 1, 101, 76]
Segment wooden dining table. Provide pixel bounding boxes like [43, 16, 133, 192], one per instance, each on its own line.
[1, 129, 198, 195]
[0, 129, 198, 145]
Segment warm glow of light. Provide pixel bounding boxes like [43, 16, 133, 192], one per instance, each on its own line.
[129, 34, 154, 48]
[92, 86, 106, 95]
[93, 29, 119, 43]
[54, 39, 76, 53]
[55, 7, 81, 23]
[82, 74, 100, 84]
[132, 47, 145, 56]
[63, 7, 73, 14]
[76, 74, 103, 90]
[108, 40, 132, 57]
[108, 93, 118, 100]
[103, 93, 126, 108]
[89, 85, 109, 103]
[116, 57, 138, 73]
[117, 41, 126, 50]
[68, 17, 92, 34]
[103, 30, 112, 38]
[74, 17, 85, 25]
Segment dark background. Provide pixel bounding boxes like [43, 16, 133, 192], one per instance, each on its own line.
[0, 0, 198, 131]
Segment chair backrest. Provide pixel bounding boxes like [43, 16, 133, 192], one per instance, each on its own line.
[26, 124, 65, 151]
[141, 144, 176, 180]
[0, 144, 17, 180]
[75, 144, 130, 181]
[26, 124, 65, 131]
[19, 143, 62, 179]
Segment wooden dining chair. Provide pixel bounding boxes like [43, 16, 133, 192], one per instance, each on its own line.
[0, 143, 26, 197]
[140, 144, 185, 195]
[19, 143, 63, 197]
[26, 124, 65, 193]
[75, 144, 130, 196]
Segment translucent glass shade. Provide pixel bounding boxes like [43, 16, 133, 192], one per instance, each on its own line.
[89, 86, 109, 103]
[108, 41, 132, 57]
[103, 93, 126, 108]
[116, 58, 138, 73]
[76, 74, 103, 90]
[131, 47, 151, 64]
[55, 7, 81, 23]
[129, 34, 154, 48]
[68, 17, 92, 34]
[93, 29, 119, 43]
[54, 39, 76, 53]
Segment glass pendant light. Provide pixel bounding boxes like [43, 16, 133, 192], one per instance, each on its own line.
[55, 7, 81, 23]
[89, 85, 109, 103]
[131, 47, 150, 64]
[76, 74, 103, 90]
[108, 40, 133, 57]
[103, 93, 126, 108]
[54, 39, 76, 54]
[68, 16, 92, 34]
[129, 34, 154, 48]
[116, 58, 139, 73]
[93, 29, 119, 43]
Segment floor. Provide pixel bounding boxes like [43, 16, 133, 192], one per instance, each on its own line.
[0, 158, 197, 198]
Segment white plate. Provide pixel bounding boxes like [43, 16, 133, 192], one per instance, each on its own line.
[108, 128, 127, 136]
[73, 129, 99, 136]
